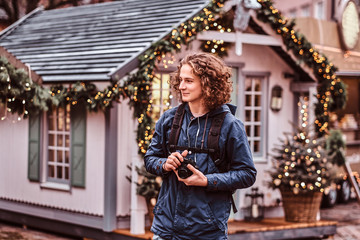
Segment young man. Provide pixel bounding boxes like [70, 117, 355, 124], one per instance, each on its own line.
[144, 52, 256, 240]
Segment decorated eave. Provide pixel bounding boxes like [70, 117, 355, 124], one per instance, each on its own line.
[0, 0, 347, 155]
[0, 0, 209, 83]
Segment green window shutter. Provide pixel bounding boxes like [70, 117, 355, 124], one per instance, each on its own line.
[28, 113, 41, 182]
[71, 102, 87, 187]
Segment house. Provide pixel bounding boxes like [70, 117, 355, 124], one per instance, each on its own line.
[0, 0, 345, 238]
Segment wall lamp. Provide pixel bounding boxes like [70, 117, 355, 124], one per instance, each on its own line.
[270, 85, 283, 112]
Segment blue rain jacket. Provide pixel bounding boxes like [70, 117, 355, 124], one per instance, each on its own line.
[144, 103, 256, 240]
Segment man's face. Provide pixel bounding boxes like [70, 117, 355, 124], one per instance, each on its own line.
[179, 64, 203, 105]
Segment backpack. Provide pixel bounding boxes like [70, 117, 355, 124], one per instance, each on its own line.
[168, 103, 238, 213]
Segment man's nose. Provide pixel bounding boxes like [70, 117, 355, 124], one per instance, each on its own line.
[179, 80, 185, 89]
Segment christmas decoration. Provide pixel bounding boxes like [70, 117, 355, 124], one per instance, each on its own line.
[200, 11, 234, 57]
[256, 0, 347, 136]
[0, 0, 348, 156]
[269, 99, 334, 194]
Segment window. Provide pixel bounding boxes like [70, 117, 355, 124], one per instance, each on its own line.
[288, 9, 297, 19]
[244, 77, 264, 156]
[230, 68, 268, 161]
[152, 73, 172, 120]
[301, 5, 310, 17]
[28, 102, 86, 188]
[47, 105, 71, 184]
[314, 1, 325, 20]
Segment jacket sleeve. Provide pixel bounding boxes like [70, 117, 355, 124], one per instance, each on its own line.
[205, 119, 257, 192]
[144, 113, 170, 177]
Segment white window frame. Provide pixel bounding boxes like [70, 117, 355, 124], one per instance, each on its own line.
[301, 4, 311, 17]
[40, 105, 72, 191]
[314, 0, 325, 20]
[238, 72, 269, 163]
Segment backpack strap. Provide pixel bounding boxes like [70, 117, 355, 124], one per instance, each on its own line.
[168, 103, 186, 153]
[208, 112, 238, 213]
[207, 112, 228, 173]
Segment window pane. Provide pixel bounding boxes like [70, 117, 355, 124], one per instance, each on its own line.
[255, 110, 261, 121]
[152, 106, 161, 120]
[65, 135, 70, 147]
[57, 150, 63, 162]
[153, 74, 161, 90]
[245, 125, 251, 135]
[245, 95, 252, 106]
[57, 108, 64, 131]
[57, 166, 63, 179]
[65, 167, 69, 180]
[255, 95, 261, 106]
[255, 125, 261, 137]
[162, 74, 170, 89]
[245, 79, 251, 91]
[57, 135, 63, 146]
[245, 110, 251, 121]
[48, 150, 55, 162]
[49, 134, 55, 146]
[48, 165, 55, 178]
[48, 116, 56, 130]
[254, 141, 260, 152]
[65, 151, 70, 163]
[162, 90, 170, 105]
[254, 79, 261, 91]
[152, 90, 161, 106]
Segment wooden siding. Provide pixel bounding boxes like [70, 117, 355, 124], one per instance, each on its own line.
[0, 0, 207, 83]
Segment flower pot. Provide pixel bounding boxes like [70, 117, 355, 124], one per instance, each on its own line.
[280, 190, 323, 223]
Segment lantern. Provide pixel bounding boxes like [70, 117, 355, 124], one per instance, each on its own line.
[244, 187, 264, 222]
[270, 85, 283, 112]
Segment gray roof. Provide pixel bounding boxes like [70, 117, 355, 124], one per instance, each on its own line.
[0, 0, 208, 83]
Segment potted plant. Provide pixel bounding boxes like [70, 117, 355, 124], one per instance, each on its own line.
[269, 124, 335, 222]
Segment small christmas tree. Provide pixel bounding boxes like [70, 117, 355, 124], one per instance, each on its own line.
[269, 99, 334, 194]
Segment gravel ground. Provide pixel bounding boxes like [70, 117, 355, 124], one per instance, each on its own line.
[0, 222, 77, 240]
[320, 201, 360, 240]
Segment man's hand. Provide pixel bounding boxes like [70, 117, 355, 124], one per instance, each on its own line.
[175, 164, 208, 187]
[163, 150, 188, 172]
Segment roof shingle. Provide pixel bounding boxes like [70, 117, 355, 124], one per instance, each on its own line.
[0, 0, 208, 83]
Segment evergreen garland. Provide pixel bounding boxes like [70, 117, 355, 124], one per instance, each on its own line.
[256, 0, 347, 136]
[0, 0, 348, 156]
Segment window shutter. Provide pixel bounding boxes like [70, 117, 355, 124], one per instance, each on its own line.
[71, 102, 87, 187]
[28, 113, 41, 181]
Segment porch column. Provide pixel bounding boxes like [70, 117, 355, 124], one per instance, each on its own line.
[103, 105, 118, 232]
[130, 118, 146, 234]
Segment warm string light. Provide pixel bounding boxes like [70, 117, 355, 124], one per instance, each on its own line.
[256, 0, 346, 136]
[272, 99, 329, 194]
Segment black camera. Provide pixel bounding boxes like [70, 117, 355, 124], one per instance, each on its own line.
[177, 158, 198, 179]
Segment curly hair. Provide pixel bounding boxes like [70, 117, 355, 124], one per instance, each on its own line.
[170, 52, 232, 111]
